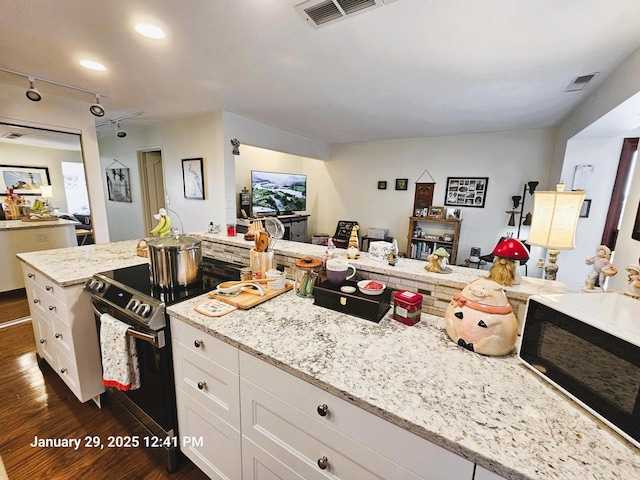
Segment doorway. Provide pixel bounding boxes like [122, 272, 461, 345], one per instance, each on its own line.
[138, 149, 165, 234]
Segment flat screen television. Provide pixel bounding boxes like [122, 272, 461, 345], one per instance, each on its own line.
[251, 170, 307, 215]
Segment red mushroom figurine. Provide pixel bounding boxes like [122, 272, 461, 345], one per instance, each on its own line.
[487, 238, 529, 286]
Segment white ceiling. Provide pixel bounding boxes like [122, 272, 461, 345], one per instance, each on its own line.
[1, 0, 640, 145]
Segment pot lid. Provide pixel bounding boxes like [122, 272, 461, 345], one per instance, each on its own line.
[492, 238, 529, 261]
[147, 234, 201, 249]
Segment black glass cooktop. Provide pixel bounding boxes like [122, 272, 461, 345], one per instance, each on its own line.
[98, 264, 208, 306]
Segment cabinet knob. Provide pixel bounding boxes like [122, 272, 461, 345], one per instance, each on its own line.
[33, 298, 40, 304]
[39, 339, 46, 344]
[46, 285, 53, 291]
[194, 340, 203, 348]
[28, 273, 35, 278]
[48, 305, 56, 311]
[317, 456, 329, 470]
[60, 368, 67, 374]
[55, 333, 61, 339]
[317, 404, 329, 417]
[197, 381, 206, 390]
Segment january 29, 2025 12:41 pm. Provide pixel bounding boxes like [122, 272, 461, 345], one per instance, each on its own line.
[30, 435, 203, 450]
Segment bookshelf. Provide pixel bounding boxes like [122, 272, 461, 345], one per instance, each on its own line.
[407, 217, 461, 264]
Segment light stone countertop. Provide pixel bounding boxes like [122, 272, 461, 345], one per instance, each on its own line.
[194, 232, 584, 300]
[168, 290, 639, 480]
[16, 239, 148, 287]
[1, 218, 78, 230]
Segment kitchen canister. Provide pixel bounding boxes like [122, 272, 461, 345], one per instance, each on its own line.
[294, 257, 322, 297]
[250, 248, 274, 279]
[393, 290, 423, 325]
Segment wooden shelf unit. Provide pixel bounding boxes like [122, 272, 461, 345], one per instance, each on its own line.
[407, 217, 462, 264]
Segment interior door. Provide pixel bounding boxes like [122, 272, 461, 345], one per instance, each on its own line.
[138, 150, 165, 233]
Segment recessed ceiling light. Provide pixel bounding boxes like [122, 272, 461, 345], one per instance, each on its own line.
[135, 23, 166, 39]
[79, 60, 106, 71]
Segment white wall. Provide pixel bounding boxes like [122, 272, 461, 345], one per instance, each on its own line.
[0, 83, 109, 242]
[322, 129, 557, 271]
[98, 113, 223, 241]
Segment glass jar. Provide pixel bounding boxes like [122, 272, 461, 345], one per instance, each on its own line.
[294, 257, 322, 298]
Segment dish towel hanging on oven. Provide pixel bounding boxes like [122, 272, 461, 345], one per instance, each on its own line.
[99, 313, 141, 391]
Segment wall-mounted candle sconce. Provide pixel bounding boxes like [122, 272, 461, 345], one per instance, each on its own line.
[505, 181, 538, 238]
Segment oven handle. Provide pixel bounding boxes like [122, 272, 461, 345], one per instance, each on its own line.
[91, 301, 160, 348]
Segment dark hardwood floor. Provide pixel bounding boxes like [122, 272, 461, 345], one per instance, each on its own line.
[0, 296, 209, 479]
[0, 289, 30, 326]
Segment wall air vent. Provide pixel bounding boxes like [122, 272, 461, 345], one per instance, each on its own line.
[296, 0, 399, 29]
[565, 73, 598, 92]
[1, 132, 25, 140]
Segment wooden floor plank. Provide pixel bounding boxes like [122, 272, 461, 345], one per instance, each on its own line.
[0, 301, 209, 479]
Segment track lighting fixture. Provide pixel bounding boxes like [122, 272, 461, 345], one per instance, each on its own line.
[1, 67, 107, 113]
[90, 94, 105, 117]
[114, 122, 126, 138]
[25, 76, 42, 102]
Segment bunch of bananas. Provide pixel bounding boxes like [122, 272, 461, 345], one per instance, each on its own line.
[30, 199, 49, 215]
[150, 208, 172, 237]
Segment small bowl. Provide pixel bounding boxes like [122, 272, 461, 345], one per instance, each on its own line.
[357, 280, 386, 296]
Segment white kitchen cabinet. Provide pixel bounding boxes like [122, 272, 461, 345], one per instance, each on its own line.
[239, 351, 475, 480]
[21, 263, 104, 403]
[170, 319, 242, 480]
[474, 465, 508, 480]
[278, 215, 308, 243]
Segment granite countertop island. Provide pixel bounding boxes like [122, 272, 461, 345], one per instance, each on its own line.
[1, 218, 79, 230]
[168, 289, 639, 480]
[16, 239, 148, 286]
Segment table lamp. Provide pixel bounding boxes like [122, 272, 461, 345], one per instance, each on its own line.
[526, 182, 585, 280]
[39, 185, 54, 208]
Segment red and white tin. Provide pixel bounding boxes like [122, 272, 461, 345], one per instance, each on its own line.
[393, 290, 423, 325]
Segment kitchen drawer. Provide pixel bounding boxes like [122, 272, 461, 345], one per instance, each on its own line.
[50, 316, 74, 358]
[171, 319, 238, 374]
[175, 388, 242, 480]
[55, 347, 81, 394]
[31, 310, 55, 367]
[240, 351, 474, 479]
[241, 378, 421, 480]
[242, 435, 306, 480]
[172, 340, 240, 429]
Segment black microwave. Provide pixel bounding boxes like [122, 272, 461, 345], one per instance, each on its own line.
[519, 292, 640, 449]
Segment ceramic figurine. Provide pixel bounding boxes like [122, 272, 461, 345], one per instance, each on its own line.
[323, 237, 336, 269]
[444, 277, 518, 356]
[487, 238, 529, 286]
[624, 263, 640, 299]
[584, 245, 617, 291]
[425, 247, 451, 273]
[346, 225, 360, 259]
[386, 239, 399, 266]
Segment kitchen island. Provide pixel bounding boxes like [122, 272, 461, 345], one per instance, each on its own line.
[167, 288, 639, 480]
[1, 218, 79, 292]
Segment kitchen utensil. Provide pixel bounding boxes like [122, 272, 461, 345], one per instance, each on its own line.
[208, 282, 293, 309]
[147, 233, 202, 290]
[265, 217, 285, 250]
[256, 232, 270, 252]
[214, 282, 266, 296]
[250, 248, 274, 279]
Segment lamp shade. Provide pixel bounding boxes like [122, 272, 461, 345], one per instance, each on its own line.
[39, 185, 53, 198]
[527, 189, 585, 250]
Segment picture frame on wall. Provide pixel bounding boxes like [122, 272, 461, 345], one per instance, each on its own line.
[105, 167, 132, 202]
[182, 158, 205, 200]
[444, 176, 488, 208]
[446, 207, 462, 220]
[377, 180, 387, 190]
[0, 164, 51, 196]
[395, 178, 408, 191]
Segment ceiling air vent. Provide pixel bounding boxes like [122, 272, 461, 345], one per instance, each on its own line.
[1, 132, 25, 140]
[565, 73, 598, 92]
[296, 0, 398, 29]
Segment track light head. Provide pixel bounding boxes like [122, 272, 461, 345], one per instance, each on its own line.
[90, 94, 105, 117]
[114, 122, 126, 138]
[25, 77, 42, 102]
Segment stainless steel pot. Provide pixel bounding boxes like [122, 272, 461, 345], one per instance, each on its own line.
[147, 234, 202, 290]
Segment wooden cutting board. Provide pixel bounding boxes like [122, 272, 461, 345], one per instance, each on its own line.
[208, 282, 293, 309]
